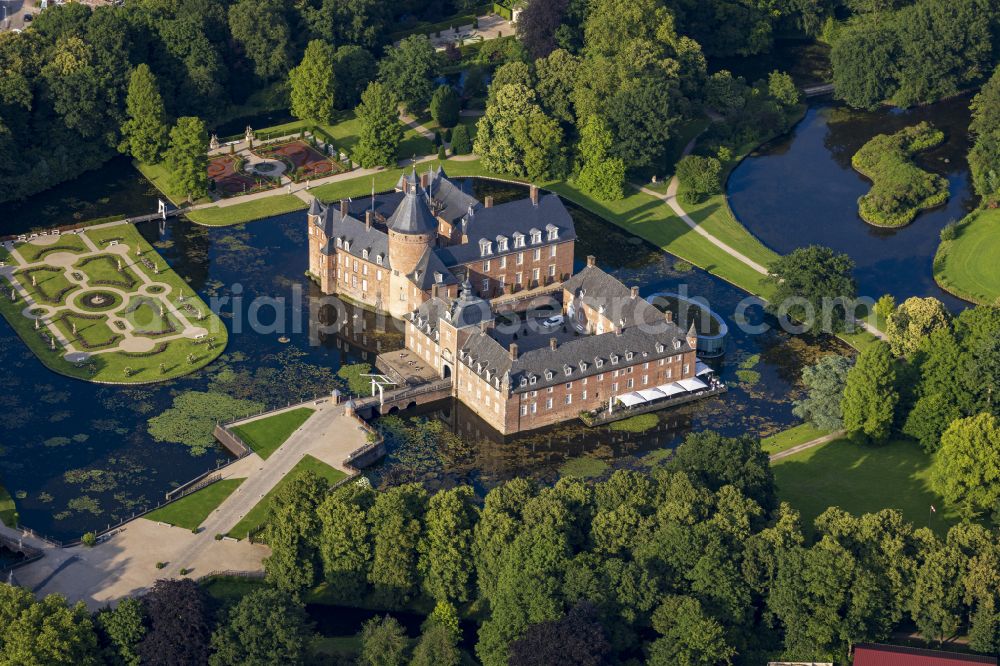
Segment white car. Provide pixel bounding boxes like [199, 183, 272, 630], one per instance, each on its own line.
[540, 315, 564, 328]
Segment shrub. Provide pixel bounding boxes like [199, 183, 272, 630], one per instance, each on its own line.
[450, 124, 472, 155]
[438, 146, 447, 160]
[940, 220, 959, 241]
[180, 568, 190, 576]
[81, 532, 97, 547]
[430, 85, 461, 129]
[676, 155, 723, 204]
[156, 562, 166, 569]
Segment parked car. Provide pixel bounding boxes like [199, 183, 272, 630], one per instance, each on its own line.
[541, 314, 564, 328]
[23, 13, 32, 22]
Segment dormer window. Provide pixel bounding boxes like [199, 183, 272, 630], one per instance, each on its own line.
[530, 229, 542, 244]
[513, 232, 525, 248]
[595, 358, 603, 368]
[563, 365, 572, 376]
[497, 236, 508, 251]
[673, 339, 682, 349]
[655, 343, 664, 353]
[477, 362, 483, 373]
[545, 371, 554, 380]
[362, 249, 369, 259]
[529, 376, 537, 385]
[580, 362, 588, 371]
[434, 271, 443, 283]
[486, 370, 492, 381]
[344, 240, 351, 252]
[336, 238, 343, 248]
[520, 377, 527, 387]
[610, 354, 619, 364]
[480, 239, 493, 256]
[625, 351, 634, 361]
[546, 224, 559, 241]
[414, 270, 422, 282]
[376, 254, 383, 265]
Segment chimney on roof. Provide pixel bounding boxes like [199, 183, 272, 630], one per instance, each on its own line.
[549, 337, 557, 351]
[431, 284, 440, 299]
[614, 322, 623, 336]
[509, 342, 518, 360]
[340, 199, 348, 218]
[420, 172, 429, 190]
[630, 286, 639, 299]
[484, 195, 494, 208]
[365, 210, 373, 231]
[530, 185, 539, 206]
[586, 255, 596, 268]
[664, 309, 673, 324]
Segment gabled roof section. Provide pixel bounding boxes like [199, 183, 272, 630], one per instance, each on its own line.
[563, 265, 662, 330]
[448, 278, 492, 328]
[387, 187, 438, 235]
[410, 296, 451, 336]
[407, 247, 459, 290]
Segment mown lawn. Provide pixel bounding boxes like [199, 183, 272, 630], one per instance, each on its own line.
[134, 161, 212, 207]
[185, 195, 308, 226]
[15, 234, 89, 263]
[761, 422, 831, 455]
[934, 208, 1000, 306]
[772, 437, 958, 536]
[231, 407, 315, 460]
[145, 479, 245, 530]
[228, 455, 347, 539]
[0, 484, 18, 527]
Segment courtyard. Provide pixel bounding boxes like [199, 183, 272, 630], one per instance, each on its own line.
[0, 222, 227, 383]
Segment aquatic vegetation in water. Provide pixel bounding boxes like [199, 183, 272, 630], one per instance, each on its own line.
[67, 496, 102, 516]
[673, 260, 694, 273]
[610, 414, 660, 433]
[337, 363, 373, 397]
[43, 437, 72, 448]
[736, 370, 762, 386]
[148, 391, 265, 455]
[559, 456, 610, 479]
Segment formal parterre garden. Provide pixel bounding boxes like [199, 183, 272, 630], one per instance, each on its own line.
[0, 223, 227, 383]
[851, 121, 950, 227]
[933, 207, 1000, 306]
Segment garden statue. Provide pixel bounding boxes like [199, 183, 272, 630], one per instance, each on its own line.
[49, 336, 55, 350]
[245, 125, 255, 143]
[34, 318, 39, 330]
[31, 275, 36, 287]
[117, 259, 122, 271]
[72, 322, 77, 335]
[210, 133, 219, 150]
[159, 363, 165, 374]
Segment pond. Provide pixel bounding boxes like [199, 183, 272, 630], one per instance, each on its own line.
[0, 178, 846, 540]
[727, 95, 976, 312]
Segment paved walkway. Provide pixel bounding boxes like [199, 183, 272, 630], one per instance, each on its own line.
[769, 430, 845, 462]
[404, 14, 513, 49]
[11, 402, 368, 609]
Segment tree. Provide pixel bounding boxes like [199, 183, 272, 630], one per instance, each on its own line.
[0, 585, 99, 665]
[768, 70, 800, 108]
[487, 62, 534, 105]
[209, 588, 314, 666]
[648, 595, 734, 666]
[507, 601, 611, 666]
[96, 597, 145, 666]
[535, 49, 581, 126]
[931, 414, 1000, 518]
[515, 0, 570, 59]
[334, 45, 378, 109]
[354, 81, 404, 168]
[669, 430, 775, 512]
[118, 64, 168, 164]
[766, 245, 858, 335]
[378, 35, 437, 114]
[410, 623, 461, 666]
[138, 580, 212, 666]
[165, 116, 209, 202]
[909, 537, 966, 644]
[368, 483, 427, 604]
[429, 85, 460, 129]
[886, 297, 951, 357]
[449, 124, 472, 155]
[675, 155, 722, 204]
[360, 615, 408, 666]
[575, 115, 625, 201]
[793, 354, 854, 431]
[228, 0, 292, 80]
[831, 23, 899, 110]
[318, 482, 374, 598]
[841, 341, 898, 443]
[289, 40, 338, 123]
[419, 485, 478, 604]
[474, 83, 564, 180]
[264, 470, 330, 592]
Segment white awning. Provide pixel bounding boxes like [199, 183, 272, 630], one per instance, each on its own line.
[695, 361, 713, 376]
[637, 387, 666, 402]
[654, 382, 685, 397]
[677, 377, 708, 392]
[616, 392, 646, 407]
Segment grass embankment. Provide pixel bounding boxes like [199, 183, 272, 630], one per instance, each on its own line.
[0, 484, 18, 527]
[0, 223, 227, 384]
[934, 207, 1000, 306]
[851, 122, 949, 227]
[772, 437, 958, 536]
[145, 479, 244, 530]
[228, 454, 348, 539]
[134, 161, 212, 207]
[231, 407, 315, 460]
[185, 195, 308, 226]
[761, 422, 830, 456]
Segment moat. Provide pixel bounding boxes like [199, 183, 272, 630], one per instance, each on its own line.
[0, 179, 846, 539]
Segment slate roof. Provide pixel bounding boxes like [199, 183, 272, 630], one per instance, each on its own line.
[562, 265, 661, 329]
[316, 205, 391, 268]
[434, 193, 575, 266]
[408, 247, 459, 290]
[409, 281, 491, 334]
[387, 188, 438, 235]
[411, 296, 451, 335]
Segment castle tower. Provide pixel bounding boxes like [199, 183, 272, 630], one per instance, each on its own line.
[307, 197, 324, 281]
[387, 180, 438, 317]
[686, 321, 699, 354]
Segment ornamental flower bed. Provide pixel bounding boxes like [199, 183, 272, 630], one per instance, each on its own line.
[256, 139, 345, 182]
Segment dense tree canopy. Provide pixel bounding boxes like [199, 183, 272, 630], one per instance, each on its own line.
[766, 245, 858, 335]
[354, 81, 404, 168]
[793, 354, 853, 431]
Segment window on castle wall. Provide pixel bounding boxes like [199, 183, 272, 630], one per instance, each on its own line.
[550, 245, 557, 257]
[533, 249, 541, 261]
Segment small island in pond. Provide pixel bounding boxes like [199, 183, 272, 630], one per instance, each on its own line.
[0, 223, 226, 384]
[851, 121, 949, 227]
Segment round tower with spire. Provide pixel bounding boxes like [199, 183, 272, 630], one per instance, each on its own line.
[387, 174, 438, 316]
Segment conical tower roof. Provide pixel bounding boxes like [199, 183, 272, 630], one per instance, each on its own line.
[387, 186, 437, 235]
[307, 197, 322, 217]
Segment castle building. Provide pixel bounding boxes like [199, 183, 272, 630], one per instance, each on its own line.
[400, 259, 712, 434]
[307, 167, 576, 318]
